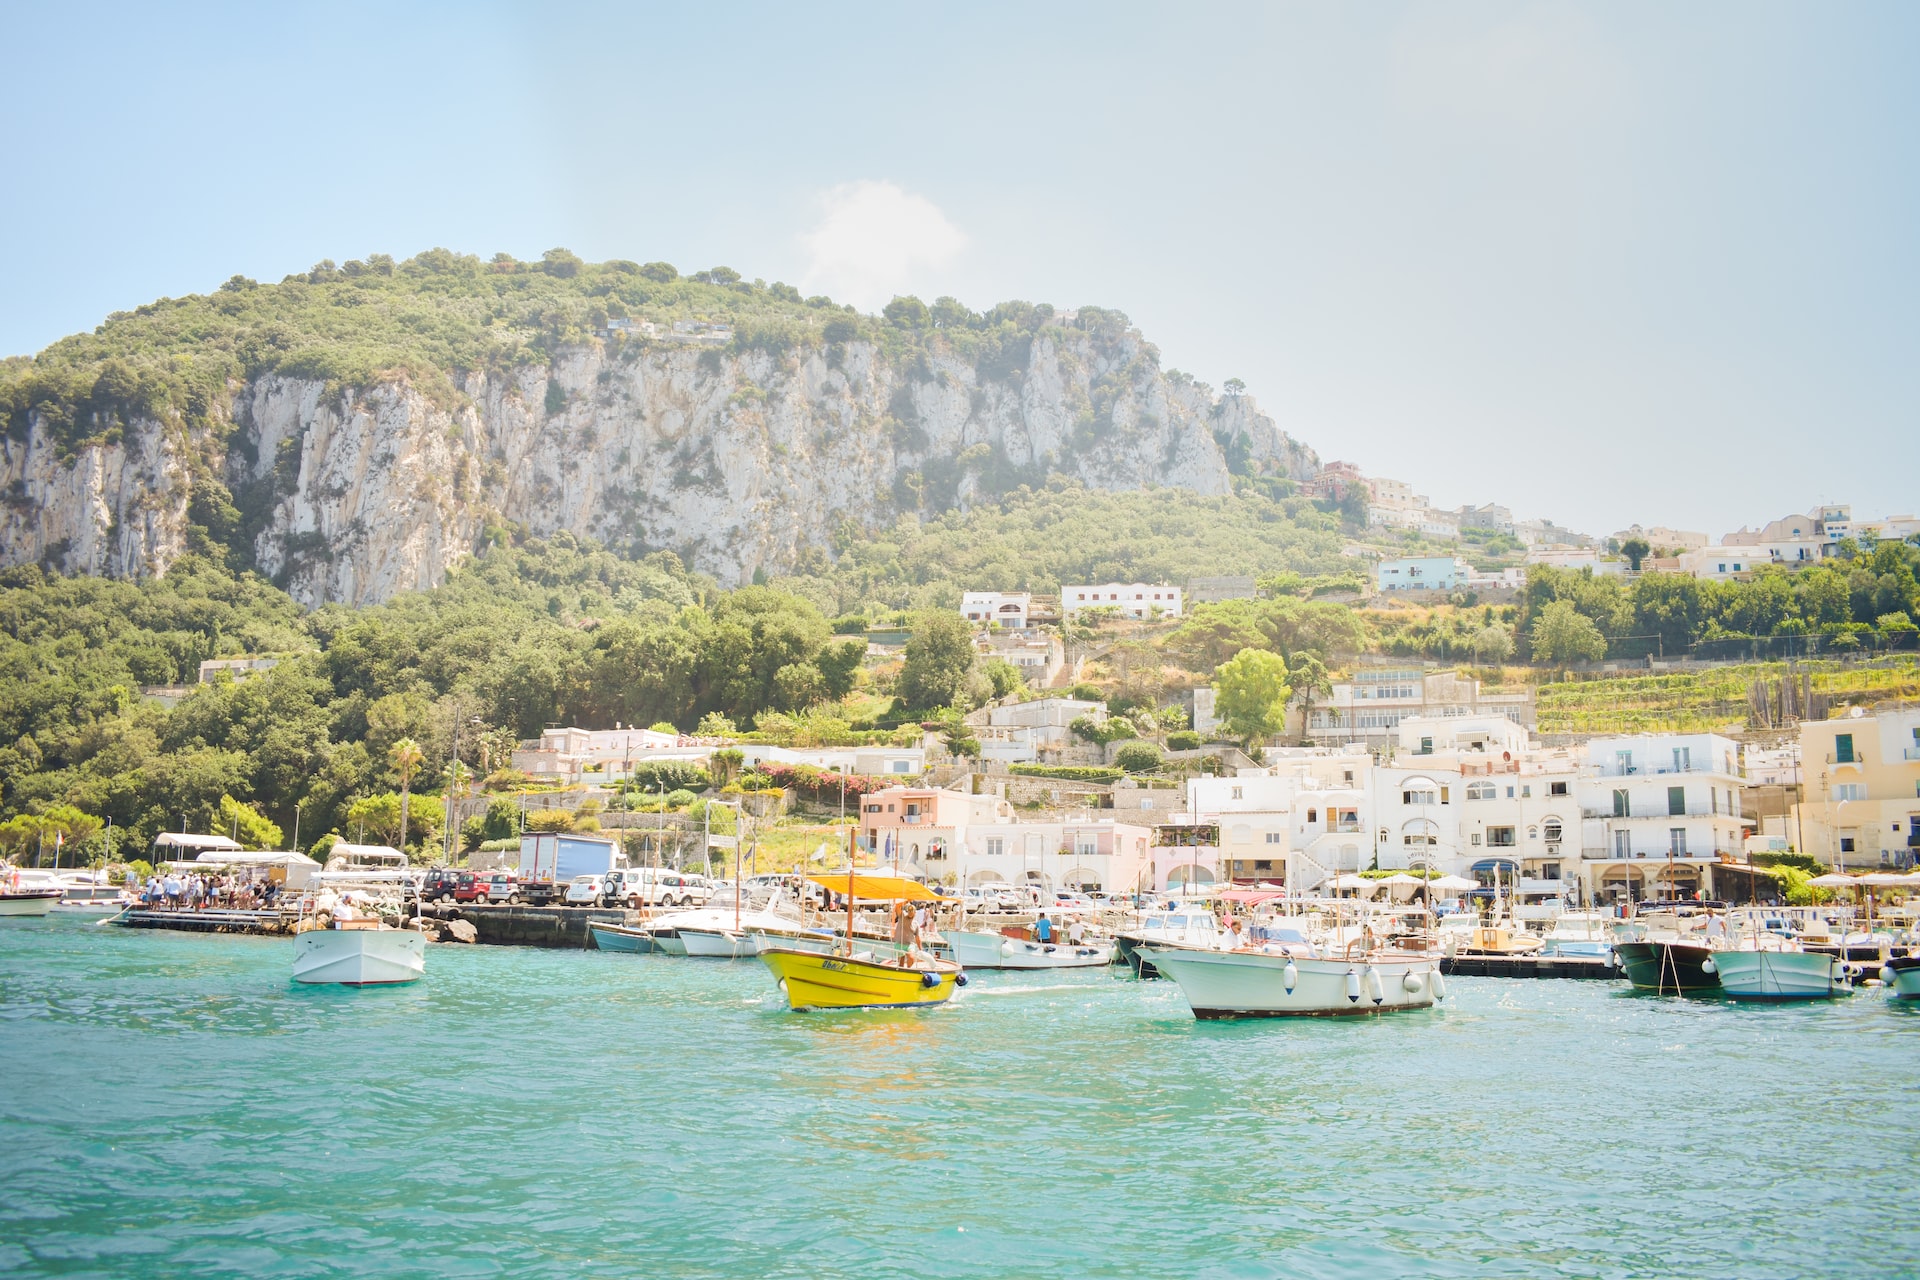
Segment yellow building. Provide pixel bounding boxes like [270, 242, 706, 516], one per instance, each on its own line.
[1794, 709, 1920, 869]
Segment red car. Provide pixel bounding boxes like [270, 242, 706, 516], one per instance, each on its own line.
[450, 872, 488, 903]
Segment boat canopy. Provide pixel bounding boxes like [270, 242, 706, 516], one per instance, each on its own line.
[806, 871, 943, 902]
[152, 833, 243, 852]
[1215, 889, 1286, 904]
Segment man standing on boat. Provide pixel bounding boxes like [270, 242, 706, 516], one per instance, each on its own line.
[1035, 911, 1054, 944]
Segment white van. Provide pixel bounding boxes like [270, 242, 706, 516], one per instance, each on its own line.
[616, 868, 707, 908]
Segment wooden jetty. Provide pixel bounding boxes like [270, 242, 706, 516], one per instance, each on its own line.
[1441, 954, 1618, 980]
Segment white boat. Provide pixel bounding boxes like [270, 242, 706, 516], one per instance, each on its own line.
[1141, 943, 1446, 1019]
[1116, 910, 1223, 977]
[292, 863, 424, 986]
[1712, 946, 1847, 1001]
[292, 924, 426, 985]
[1539, 911, 1616, 961]
[1883, 956, 1920, 999]
[0, 889, 62, 917]
[947, 929, 1113, 970]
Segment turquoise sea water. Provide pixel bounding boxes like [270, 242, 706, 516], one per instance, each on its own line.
[1, 918, 1916, 1279]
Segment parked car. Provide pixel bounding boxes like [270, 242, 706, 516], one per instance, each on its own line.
[622, 868, 706, 908]
[963, 883, 1023, 913]
[450, 872, 488, 903]
[564, 874, 606, 906]
[1051, 892, 1096, 913]
[421, 868, 462, 902]
[482, 873, 524, 904]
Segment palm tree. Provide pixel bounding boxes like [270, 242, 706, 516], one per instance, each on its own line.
[390, 737, 425, 850]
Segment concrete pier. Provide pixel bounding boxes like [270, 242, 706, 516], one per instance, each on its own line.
[423, 904, 632, 949]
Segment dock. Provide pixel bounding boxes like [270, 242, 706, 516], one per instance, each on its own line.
[422, 903, 631, 949]
[116, 908, 295, 935]
[1441, 954, 1618, 980]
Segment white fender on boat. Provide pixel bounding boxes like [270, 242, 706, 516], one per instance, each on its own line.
[1883, 965, 1897, 985]
[1402, 971, 1424, 995]
[1366, 967, 1385, 1005]
[1283, 960, 1298, 994]
[1431, 969, 1447, 1001]
[1700, 956, 1717, 975]
[1345, 968, 1361, 1003]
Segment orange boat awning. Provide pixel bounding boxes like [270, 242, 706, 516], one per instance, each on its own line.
[805, 871, 943, 902]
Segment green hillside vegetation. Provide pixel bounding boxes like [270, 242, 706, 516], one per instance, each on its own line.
[1536, 657, 1920, 735]
[771, 478, 1350, 615]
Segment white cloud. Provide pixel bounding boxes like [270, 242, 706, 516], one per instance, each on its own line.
[799, 180, 966, 312]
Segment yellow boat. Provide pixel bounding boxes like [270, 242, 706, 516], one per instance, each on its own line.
[760, 869, 964, 1012]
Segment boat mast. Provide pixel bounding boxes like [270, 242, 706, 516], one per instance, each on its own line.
[845, 825, 857, 956]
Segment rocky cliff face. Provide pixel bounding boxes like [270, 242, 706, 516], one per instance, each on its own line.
[4, 321, 1317, 606]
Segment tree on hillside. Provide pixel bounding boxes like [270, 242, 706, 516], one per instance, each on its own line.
[1287, 652, 1332, 738]
[1213, 648, 1292, 745]
[1621, 537, 1651, 571]
[1472, 623, 1514, 664]
[900, 612, 977, 710]
[1531, 600, 1607, 666]
[216, 794, 282, 849]
[389, 737, 424, 849]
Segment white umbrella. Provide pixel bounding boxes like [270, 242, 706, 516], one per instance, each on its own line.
[1809, 873, 1859, 887]
[1427, 874, 1478, 892]
[1324, 873, 1376, 894]
[1378, 873, 1424, 886]
[1856, 872, 1909, 887]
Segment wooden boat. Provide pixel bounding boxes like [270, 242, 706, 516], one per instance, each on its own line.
[589, 921, 665, 953]
[758, 866, 961, 1012]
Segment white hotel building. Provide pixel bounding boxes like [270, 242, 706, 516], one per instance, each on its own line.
[1061, 583, 1184, 619]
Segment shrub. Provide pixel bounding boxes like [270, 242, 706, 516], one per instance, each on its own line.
[627, 760, 712, 794]
[1166, 730, 1201, 751]
[1009, 764, 1122, 782]
[525, 809, 574, 833]
[664, 789, 698, 809]
[1114, 742, 1164, 773]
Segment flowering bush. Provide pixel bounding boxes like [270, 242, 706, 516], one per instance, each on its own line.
[758, 762, 889, 804]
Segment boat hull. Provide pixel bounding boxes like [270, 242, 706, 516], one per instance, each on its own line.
[292, 927, 425, 986]
[0, 891, 62, 918]
[1885, 956, 1920, 999]
[589, 923, 662, 953]
[678, 927, 751, 959]
[759, 947, 959, 1011]
[1616, 940, 1721, 993]
[1713, 949, 1846, 1001]
[1143, 946, 1441, 1019]
[652, 930, 688, 956]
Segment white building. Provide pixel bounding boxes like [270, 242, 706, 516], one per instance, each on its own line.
[1525, 546, 1623, 575]
[961, 591, 1032, 629]
[967, 697, 1105, 765]
[1678, 542, 1821, 580]
[1364, 475, 1430, 529]
[1576, 733, 1747, 904]
[514, 726, 709, 780]
[1061, 583, 1184, 619]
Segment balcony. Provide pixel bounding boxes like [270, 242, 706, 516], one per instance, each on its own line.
[1580, 806, 1737, 821]
[1580, 845, 1742, 861]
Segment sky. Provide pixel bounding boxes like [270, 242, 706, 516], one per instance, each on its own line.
[3, 1, 1915, 539]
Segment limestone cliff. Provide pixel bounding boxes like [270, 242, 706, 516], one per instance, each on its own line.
[4, 320, 1316, 606]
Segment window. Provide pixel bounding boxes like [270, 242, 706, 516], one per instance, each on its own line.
[1840, 835, 1855, 854]
[1265, 832, 1283, 844]
[1441, 787, 1450, 804]
[1471, 833, 1482, 846]
[1616, 751, 1634, 774]
[1835, 783, 1866, 802]
[1466, 782, 1494, 800]
[1488, 826, 1516, 847]
[1668, 786, 1686, 817]
[1076, 835, 1097, 857]
[986, 838, 1005, 857]
[864, 804, 882, 814]
[1543, 819, 1563, 844]
[1307, 808, 1317, 823]
[1231, 786, 1243, 800]
[1522, 785, 1532, 798]
[1418, 736, 1434, 755]
[1673, 747, 1691, 772]
[1550, 781, 1569, 797]
[1140, 798, 1154, 811]
[1505, 786, 1515, 799]
[1403, 789, 1436, 805]
[1669, 828, 1688, 855]
[1835, 733, 1855, 764]
[1615, 830, 1631, 858]
[1613, 789, 1630, 818]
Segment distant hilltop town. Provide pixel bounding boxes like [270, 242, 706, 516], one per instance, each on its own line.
[1306, 459, 1916, 592]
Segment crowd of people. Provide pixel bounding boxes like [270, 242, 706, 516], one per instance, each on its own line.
[130, 870, 284, 912]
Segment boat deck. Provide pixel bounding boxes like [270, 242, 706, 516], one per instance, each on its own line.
[116, 908, 295, 934]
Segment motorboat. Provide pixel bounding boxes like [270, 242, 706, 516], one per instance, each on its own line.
[291, 868, 425, 986]
[946, 928, 1113, 970]
[1882, 955, 1920, 999]
[1142, 940, 1446, 1019]
[1116, 910, 1222, 978]
[1539, 911, 1616, 961]
[1713, 945, 1848, 1001]
[1614, 938, 1721, 994]
[293, 920, 426, 985]
[0, 886, 63, 917]
[758, 868, 962, 1011]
